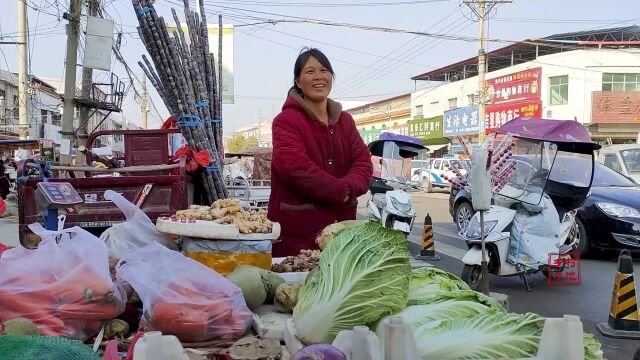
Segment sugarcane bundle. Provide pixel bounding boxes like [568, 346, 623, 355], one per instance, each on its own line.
[131, 0, 227, 203]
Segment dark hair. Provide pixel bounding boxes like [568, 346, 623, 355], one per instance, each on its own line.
[291, 47, 335, 95]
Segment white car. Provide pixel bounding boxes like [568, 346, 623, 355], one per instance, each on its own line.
[413, 158, 470, 192]
[598, 144, 640, 183]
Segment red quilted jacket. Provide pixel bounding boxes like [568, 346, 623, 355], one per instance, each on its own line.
[268, 90, 373, 257]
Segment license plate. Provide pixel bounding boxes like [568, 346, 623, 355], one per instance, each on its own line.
[393, 221, 411, 233]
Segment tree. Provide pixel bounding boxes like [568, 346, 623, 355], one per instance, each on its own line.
[226, 133, 259, 153]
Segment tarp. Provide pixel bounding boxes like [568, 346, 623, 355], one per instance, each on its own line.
[496, 117, 592, 143]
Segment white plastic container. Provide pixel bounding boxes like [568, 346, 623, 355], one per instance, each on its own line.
[536, 315, 586, 360]
[333, 326, 383, 360]
[132, 331, 190, 360]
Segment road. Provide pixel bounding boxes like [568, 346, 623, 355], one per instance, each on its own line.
[2, 194, 638, 358]
[382, 190, 640, 360]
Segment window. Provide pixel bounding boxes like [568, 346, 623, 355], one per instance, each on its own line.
[602, 73, 640, 92]
[448, 97, 458, 110]
[549, 75, 569, 105]
[382, 124, 388, 130]
[415, 105, 423, 118]
[467, 93, 478, 105]
[371, 126, 376, 130]
[432, 160, 442, 170]
[603, 154, 623, 173]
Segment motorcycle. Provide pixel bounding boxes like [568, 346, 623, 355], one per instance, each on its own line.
[367, 133, 425, 236]
[458, 118, 600, 291]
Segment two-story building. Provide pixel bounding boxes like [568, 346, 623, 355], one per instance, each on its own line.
[410, 25, 640, 149]
[346, 93, 412, 145]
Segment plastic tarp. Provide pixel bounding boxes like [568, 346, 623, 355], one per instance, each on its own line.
[507, 194, 565, 270]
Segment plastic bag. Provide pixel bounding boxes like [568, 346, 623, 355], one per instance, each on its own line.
[100, 190, 176, 260]
[116, 243, 252, 342]
[0, 216, 126, 340]
[182, 237, 272, 275]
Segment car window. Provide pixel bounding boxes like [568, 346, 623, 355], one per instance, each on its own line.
[603, 154, 623, 173]
[620, 149, 640, 172]
[593, 163, 637, 187]
[433, 160, 442, 169]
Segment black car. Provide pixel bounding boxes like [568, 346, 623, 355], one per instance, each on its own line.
[449, 162, 640, 256]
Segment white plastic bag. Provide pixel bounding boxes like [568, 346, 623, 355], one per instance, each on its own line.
[100, 190, 176, 259]
[116, 243, 252, 342]
[0, 216, 126, 340]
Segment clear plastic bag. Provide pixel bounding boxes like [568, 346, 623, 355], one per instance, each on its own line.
[0, 216, 126, 340]
[100, 190, 177, 260]
[116, 243, 252, 342]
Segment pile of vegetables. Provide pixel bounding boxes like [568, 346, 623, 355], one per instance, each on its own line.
[174, 199, 273, 234]
[271, 250, 321, 273]
[289, 222, 603, 359]
[293, 222, 411, 344]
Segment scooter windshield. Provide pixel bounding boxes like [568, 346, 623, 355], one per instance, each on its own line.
[497, 139, 557, 206]
[380, 142, 421, 181]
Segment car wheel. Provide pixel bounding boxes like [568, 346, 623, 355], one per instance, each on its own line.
[461, 264, 483, 291]
[572, 218, 589, 257]
[455, 202, 474, 232]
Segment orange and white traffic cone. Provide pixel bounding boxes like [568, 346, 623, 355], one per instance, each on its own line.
[597, 249, 640, 339]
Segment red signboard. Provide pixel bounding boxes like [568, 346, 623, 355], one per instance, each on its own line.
[486, 68, 542, 105]
[592, 91, 640, 124]
[485, 100, 542, 134]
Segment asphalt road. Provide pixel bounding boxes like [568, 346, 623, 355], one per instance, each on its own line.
[376, 190, 640, 360]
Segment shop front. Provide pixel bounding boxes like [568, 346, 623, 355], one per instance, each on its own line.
[589, 91, 640, 145]
[444, 105, 480, 157]
[408, 115, 449, 157]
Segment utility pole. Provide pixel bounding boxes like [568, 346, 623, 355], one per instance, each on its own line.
[60, 0, 82, 165]
[463, 0, 511, 145]
[77, 0, 100, 166]
[142, 75, 149, 129]
[17, 0, 29, 140]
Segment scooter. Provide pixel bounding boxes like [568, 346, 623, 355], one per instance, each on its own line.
[456, 118, 600, 291]
[366, 133, 426, 236]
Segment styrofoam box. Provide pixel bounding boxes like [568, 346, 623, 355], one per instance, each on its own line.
[156, 216, 281, 240]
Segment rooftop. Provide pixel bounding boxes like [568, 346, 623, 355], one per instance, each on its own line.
[412, 25, 640, 82]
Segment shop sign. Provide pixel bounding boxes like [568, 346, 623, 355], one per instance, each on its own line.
[485, 100, 542, 134]
[389, 123, 409, 136]
[408, 116, 443, 140]
[486, 67, 542, 105]
[592, 91, 640, 123]
[359, 129, 382, 144]
[444, 105, 479, 136]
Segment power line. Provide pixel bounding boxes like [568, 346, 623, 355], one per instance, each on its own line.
[207, 0, 450, 7]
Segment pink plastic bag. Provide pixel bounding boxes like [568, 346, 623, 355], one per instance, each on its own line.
[116, 243, 252, 342]
[0, 216, 126, 340]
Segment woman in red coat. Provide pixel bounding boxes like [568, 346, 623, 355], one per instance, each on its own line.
[268, 48, 373, 257]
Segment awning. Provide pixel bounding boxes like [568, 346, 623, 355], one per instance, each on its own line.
[426, 144, 448, 152]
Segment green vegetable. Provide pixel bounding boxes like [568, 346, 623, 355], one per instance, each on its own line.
[293, 222, 411, 344]
[227, 266, 267, 310]
[583, 333, 603, 360]
[376, 291, 506, 336]
[408, 267, 471, 305]
[1, 318, 39, 336]
[274, 282, 303, 313]
[260, 270, 286, 304]
[412, 313, 544, 359]
[104, 319, 130, 339]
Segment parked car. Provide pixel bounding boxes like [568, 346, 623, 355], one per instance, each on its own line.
[598, 144, 640, 183]
[416, 157, 471, 192]
[449, 162, 640, 256]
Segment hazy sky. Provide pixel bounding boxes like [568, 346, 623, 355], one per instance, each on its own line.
[0, 0, 639, 134]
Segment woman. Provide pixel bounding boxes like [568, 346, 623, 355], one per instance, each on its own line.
[268, 48, 373, 257]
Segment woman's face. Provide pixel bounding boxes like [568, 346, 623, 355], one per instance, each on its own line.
[295, 56, 333, 103]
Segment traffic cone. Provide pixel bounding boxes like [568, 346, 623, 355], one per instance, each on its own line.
[415, 214, 440, 261]
[597, 249, 640, 339]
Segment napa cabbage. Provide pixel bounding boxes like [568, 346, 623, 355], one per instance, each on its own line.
[292, 222, 411, 344]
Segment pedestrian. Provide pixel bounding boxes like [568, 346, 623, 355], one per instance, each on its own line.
[0, 161, 10, 200]
[268, 48, 373, 257]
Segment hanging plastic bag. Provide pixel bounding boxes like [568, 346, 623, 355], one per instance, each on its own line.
[0, 216, 126, 340]
[116, 243, 252, 342]
[100, 190, 177, 260]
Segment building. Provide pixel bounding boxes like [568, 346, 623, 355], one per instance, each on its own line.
[235, 120, 273, 148]
[410, 26, 640, 149]
[346, 93, 411, 145]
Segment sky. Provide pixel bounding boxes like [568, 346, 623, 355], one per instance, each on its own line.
[0, 0, 639, 135]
